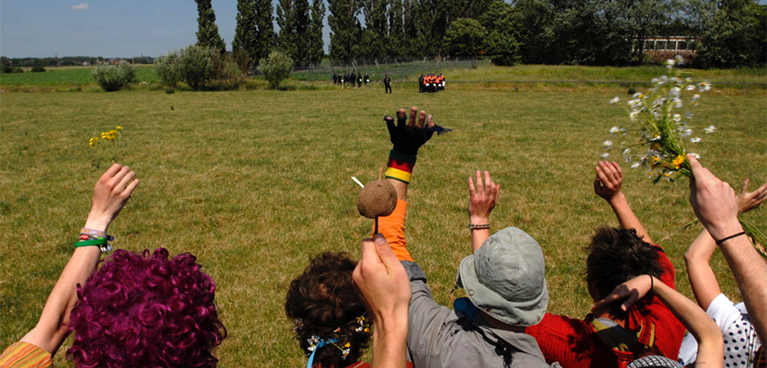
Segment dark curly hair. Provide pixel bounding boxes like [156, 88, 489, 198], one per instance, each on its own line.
[67, 248, 226, 368]
[586, 227, 664, 317]
[286, 252, 371, 368]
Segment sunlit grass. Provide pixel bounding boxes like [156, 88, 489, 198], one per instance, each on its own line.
[0, 84, 764, 367]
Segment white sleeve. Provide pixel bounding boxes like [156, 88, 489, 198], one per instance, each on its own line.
[706, 293, 741, 331]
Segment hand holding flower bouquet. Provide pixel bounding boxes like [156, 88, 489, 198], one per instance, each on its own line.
[604, 56, 765, 255]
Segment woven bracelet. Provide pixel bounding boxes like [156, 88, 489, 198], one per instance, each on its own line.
[715, 231, 746, 246]
[468, 224, 490, 230]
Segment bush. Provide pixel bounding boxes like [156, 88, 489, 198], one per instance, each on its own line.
[154, 51, 182, 87]
[258, 51, 294, 89]
[31, 66, 46, 73]
[92, 63, 136, 92]
[177, 45, 217, 90]
[12, 67, 24, 73]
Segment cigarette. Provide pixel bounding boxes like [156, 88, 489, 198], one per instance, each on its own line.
[351, 177, 365, 188]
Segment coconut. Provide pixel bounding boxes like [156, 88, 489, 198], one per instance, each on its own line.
[357, 179, 397, 218]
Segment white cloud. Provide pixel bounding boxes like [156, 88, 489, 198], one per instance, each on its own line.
[70, 3, 90, 10]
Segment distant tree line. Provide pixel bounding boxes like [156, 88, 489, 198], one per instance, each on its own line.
[193, 0, 765, 69]
[0, 56, 153, 70]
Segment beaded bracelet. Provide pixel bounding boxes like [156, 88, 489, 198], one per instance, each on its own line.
[80, 228, 107, 237]
[468, 224, 490, 230]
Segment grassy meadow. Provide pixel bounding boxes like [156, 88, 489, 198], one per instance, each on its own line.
[0, 71, 765, 367]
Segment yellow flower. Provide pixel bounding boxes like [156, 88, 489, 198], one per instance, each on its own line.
[116, 126, 123, 130]
[672, 155, 685, 169]
[101, 132, 108, 139]
[364, 327, 370, 333]
[109, 130, 118, 135]
[88, 137, 99, 148]
[344, 343, 351, 348]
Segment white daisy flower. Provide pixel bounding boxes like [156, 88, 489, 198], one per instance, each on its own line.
[609, 97, 620, 105]
[690, 137, 701, 143]
[704, 125, 716, 134]
[603, 140, 613, 148]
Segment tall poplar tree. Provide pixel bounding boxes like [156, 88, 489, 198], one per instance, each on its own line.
[387, 0, 405, 56]
[255, 0, 275, 62]
[276, 0, 298, 60]
[309, 0, 326, 65]
[328, 0, 362, 61]
[233, 0, 258, 70]
[403, 0, 425, 56]
[195, 0, 226, 54]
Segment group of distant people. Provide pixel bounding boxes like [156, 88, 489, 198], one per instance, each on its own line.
[418, 74, 445, 93]
[1, 106, 766, 368]
[333, 72, 370, 88]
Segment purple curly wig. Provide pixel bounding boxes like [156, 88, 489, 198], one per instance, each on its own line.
[67, 248, 226, 368]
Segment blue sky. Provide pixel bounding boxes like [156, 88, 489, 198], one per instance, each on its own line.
[1, 0, 766, 58]
[0, 0, 319, 58]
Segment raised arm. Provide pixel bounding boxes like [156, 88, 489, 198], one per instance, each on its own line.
[353, 234, 411, 368]
[593, 161, 653, 244]
[684, 178, 767, 310]
[467, 171, 500, 253]
[19, 164, 139, 355]
[688, 155, 767, 344]
[592, 275, 723, 367]
[378, 106, 435, 262]
[683, 230, 721, 310]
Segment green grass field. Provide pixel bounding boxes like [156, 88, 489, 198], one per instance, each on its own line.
[1, 63, 765, 90]
[0, 71, 765, 367]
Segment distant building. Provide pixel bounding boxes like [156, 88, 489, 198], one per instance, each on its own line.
[637, 36, 697, 54]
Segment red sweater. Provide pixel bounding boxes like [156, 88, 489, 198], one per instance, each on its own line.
[526, 244, 686, 368]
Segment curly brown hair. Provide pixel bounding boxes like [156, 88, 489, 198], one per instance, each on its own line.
[286, 252, 370, 368]
[585, 227, 664, 317]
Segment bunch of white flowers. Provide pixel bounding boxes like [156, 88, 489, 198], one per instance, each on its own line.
[602, 57, 715, 183]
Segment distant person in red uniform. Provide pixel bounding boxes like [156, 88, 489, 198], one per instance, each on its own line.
[526, 161, 686, 368]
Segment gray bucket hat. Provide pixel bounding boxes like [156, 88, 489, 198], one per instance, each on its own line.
[457, 227, 548, 326]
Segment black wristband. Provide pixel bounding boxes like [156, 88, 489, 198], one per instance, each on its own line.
[715, 231, 747, 246]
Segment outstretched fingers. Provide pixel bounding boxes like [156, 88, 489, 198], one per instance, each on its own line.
[407, 106, 418, 129]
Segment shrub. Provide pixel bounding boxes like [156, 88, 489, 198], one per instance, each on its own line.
[92, 63, 136, 92]
[12, 67, 24, 73]
[258, 51, 294, 89]
[154, 51, 182, 87]
[177, 45, 217, 90]
[31, 66, 46, 73]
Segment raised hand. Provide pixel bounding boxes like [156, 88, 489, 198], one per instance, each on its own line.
[353, 234, 411, 322]
[687, 155, 740, 240]
[737, 178, 767, 213]
[85, 164, 140, 231]
[468, 171, 500, 224]
[593, 161, 623, 202]
[592, 275, 653, 313]
[384, 106, 435, 155]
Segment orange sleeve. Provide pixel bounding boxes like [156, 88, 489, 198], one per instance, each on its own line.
[375, 200, 412, 262]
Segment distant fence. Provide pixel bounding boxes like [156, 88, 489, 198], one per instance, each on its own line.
[288, 57, 483, 82]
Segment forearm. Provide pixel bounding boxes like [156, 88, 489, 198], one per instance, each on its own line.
[469, 215, 490, 253]
[21, 214, 109, 354]
[683, 229, 721, 310]
[652, 278, 723, 367]
[712, 222, 767, 343]
[607, 193, 653, 244]
[371, 314, 409, 368]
